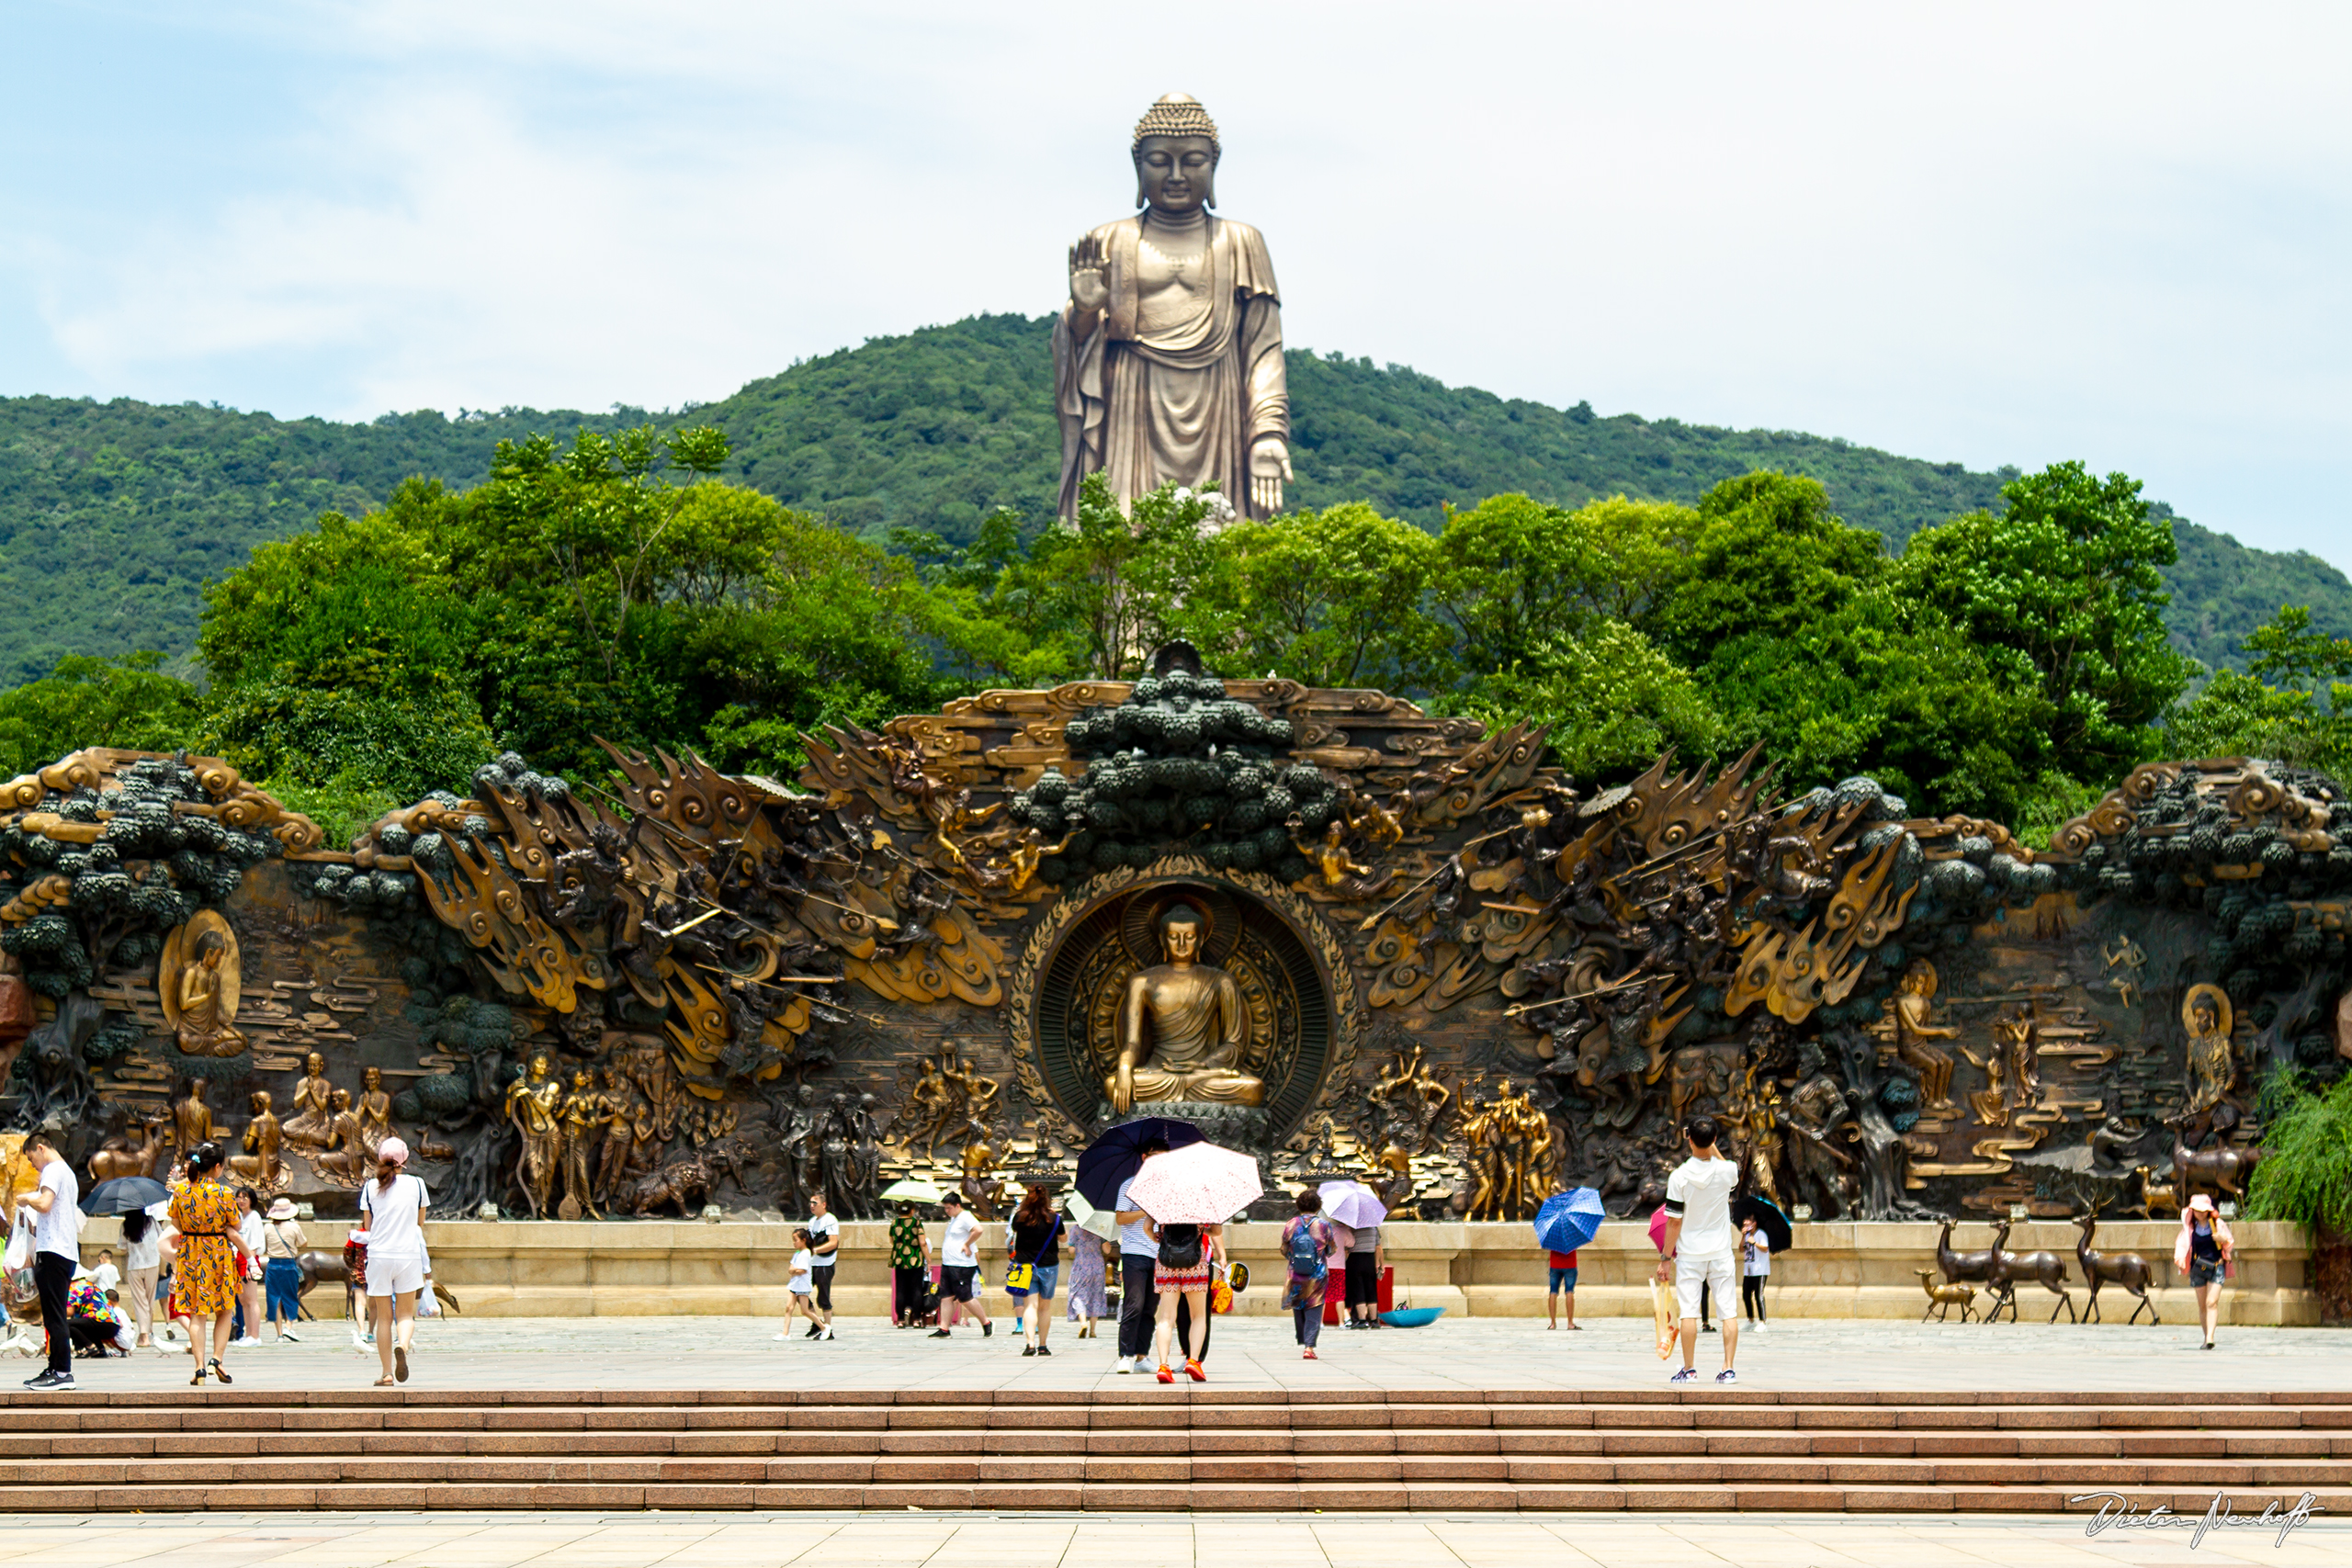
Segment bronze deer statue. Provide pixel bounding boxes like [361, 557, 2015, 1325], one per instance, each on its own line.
[2133, 1165, 2181, 1218]
[1914, 1268, 1977, 1322]
[1984, 1217, 2075, 1323]
[1935, 1217, 1996, 1286]
[2073, 1213, 2157, 1325]
[2172, 1134, 2261, 1201]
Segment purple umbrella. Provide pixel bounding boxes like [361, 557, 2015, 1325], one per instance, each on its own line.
[1317, 1179, 1388, 1231]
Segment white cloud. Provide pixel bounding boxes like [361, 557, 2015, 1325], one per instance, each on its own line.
[14, 1, 2352, 558]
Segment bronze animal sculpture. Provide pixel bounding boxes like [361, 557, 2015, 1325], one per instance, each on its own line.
[2073, 1213, 2158, 1325]
[2171, 1133, 2261, 1201]
[1984, 1218, 2076, 1323]
[89, 1108, 171, 1183]
[1913, 1268, 1977, 1323]
[2133, 1165, 2181, 1219]
[295, 1249, 462, 1323]
[1934, 1218, 1996, 1286]
[624, 1140, 743, 1218]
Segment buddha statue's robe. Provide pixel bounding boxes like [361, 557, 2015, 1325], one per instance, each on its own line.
[1054, 209, 1287, 520]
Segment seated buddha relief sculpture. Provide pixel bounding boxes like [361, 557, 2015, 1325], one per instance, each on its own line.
[1107, 901, 1264, 1114]
[173, 931, 247, 1057]
[356, 1065, 395, 1155]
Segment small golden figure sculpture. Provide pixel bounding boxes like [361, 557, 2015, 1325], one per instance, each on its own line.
[355, 1065, 395, 1156]
[172, 1077, 214, 1155]
[993, 828, 1077, 894]
[1109, 901, 1265, 1113]
[1288, 818, 1394, 898]
[311, 1089, 371, 1182]
[557, 1068, 608, 1220]
[280, 1052, 335, 1149]
[2181, 984, 2236, 1118]
[228, 1089, 288, 1193]
[172, 931, 247, 1057]
[2102, 935, 2146, 1009]
[1887, 960, 1959, 1111]
[504, 1052, 563, 1219]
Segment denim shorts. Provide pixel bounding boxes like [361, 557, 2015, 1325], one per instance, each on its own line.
[1549, 1267, 1577, 1292]
[2189, 1259, 2225, 1289]
[1023, 1265, 1059, 1300]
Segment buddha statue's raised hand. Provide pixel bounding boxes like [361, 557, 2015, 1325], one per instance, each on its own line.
[1069, 233, 1110, 317]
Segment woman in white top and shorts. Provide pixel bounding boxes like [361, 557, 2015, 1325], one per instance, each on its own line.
[357, 1137, 429, 1386]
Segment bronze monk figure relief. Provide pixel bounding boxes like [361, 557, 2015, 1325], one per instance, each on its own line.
[1107, 901, 1264, 1114]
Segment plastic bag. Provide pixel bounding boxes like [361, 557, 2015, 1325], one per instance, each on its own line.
[3, 1210, 32, 1272]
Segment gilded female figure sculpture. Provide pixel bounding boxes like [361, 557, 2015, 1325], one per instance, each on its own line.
[281, 1052, 335, 1148]
[1108, 902, 1264, 1114]
[173, 931, 247, 1056]
[505, 1052, 563, 1218]
[1056, 95, 1290, 520]
[556, 1069, 608, 1220]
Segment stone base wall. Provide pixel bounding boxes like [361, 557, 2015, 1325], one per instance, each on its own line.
[79, 1218, 2312, 1325]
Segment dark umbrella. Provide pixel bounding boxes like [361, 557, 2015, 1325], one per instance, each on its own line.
[1073, 1116, 1203, 1210]
[81, 1177, 170, 1215]
[1733, 1193, 1793, 1254]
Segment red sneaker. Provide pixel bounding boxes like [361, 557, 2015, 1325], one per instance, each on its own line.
[1184, 1359, 1206, 1382]
[1155, 1363, 1174, 1384]
[1302, 1348, 1317, 1360]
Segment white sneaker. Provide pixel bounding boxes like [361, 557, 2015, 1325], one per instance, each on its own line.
[821, 1326, 835, 1341]
[1115, 1356, 1133, 1373]
[232, 1337, 261, 1348]
[1752, 1321, 1767, 1333]
[1715, 1369, 1738, 1384]
[278, 1330, 301, 1343]
[1668, 1367, 1701, 1383]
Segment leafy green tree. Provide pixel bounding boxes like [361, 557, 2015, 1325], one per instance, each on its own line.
[1649, 472, 1888, 661]
[1466, 621, 1724, 781]
[1901, 462, 2194, 785]
[2162, 606, 2352, 779]
[0, 653, 205, 778]
[1185, 502, 1448, 690]
[1433, 493, 1694, 679]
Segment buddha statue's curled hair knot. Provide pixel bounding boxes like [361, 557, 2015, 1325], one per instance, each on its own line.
[1133, 93, 1218, 154]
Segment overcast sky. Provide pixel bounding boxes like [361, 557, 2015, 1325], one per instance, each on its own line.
[5, 2, 2347, 563]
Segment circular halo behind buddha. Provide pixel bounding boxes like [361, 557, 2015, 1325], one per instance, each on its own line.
[1014, 862, 1350, 1149]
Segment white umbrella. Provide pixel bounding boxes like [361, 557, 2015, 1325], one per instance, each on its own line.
[1125, 1142, 1263, 1225]
[1064, 1190, 1119, 1241]
[1318, 1179, 1388, 1230]
[879, 1178, 945, 1203]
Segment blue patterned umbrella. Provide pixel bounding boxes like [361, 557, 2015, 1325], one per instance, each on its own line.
[1532, 1187, 1607, 1254]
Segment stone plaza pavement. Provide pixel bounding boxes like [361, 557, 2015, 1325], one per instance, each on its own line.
[54, 1312, 2352, 1395]
[0, 1509, 2343, 1568]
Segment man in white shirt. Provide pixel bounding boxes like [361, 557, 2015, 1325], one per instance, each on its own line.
[18, 1133, 81, 1389]
[929, 1193, 992, 1338]
[803, 1192, 840, 1341]
[1110, 1137, 1170, 1372]
[1655, 1114, 1741, 1385]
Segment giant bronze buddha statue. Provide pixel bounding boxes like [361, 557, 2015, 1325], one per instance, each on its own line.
[1107, 902, 1265, 1114]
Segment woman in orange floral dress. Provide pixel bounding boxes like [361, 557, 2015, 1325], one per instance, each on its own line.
[165, 1143, 254, 1386]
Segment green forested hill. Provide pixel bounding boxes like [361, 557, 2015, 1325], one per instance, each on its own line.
[2, 312, 2343, 683]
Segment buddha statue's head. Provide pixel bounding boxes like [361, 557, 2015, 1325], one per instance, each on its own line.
[250, 1090, 270, 1115]
[363, 1066, 381, 1090]
[1132, 93, 1218, 214]
[305, 1052, 325, 1076]
[1159, 903, 1205, 964]
[195, 931, 228, 971]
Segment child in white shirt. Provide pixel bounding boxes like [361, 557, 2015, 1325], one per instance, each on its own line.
[778, 1230, 817, 1340]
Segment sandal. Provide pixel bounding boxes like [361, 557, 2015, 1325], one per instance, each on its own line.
[209, 1359, 232, 1385]
[394, 1346, 409, 1383]
[374, 1376, 397, 1387]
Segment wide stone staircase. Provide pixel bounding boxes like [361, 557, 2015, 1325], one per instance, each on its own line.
[4, 1386, 2350, 1513]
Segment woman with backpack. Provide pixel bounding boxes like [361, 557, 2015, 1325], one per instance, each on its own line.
[1280, 1189, 1340, 1359]
[1148, 1212, 1226, 1383]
